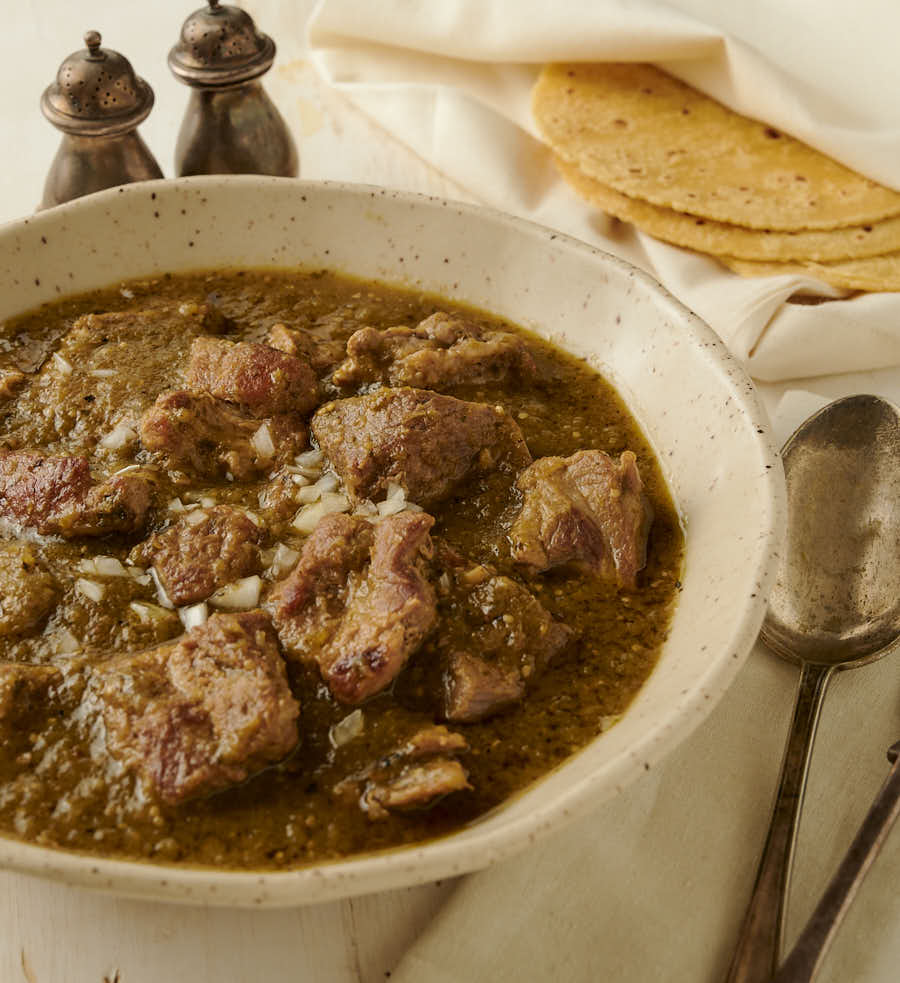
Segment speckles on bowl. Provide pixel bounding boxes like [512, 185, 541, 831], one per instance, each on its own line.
[0, 176, 784, 908]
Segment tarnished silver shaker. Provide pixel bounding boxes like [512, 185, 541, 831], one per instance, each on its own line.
[169, 0, 298, 178]
[40, 31, 163, 210]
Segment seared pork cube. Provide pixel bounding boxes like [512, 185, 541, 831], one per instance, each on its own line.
[139, 390, 307, 480]
[185, 336, 319, 418]
[311, 387, 532, 506]
[510, 450, 653, 589]
[95, 610, 299, 804]
[0, 662, 60, 725]
[433, 546, 573, 722]
[443, 651, 524, 723]
[332, 311, 538, 390]
[257, 467, 310, 525]
[338, 724, 470, 821]
[267, 511, 437, 704]
[0, 450, 150, 537]
[363, 759, 470, 819]
[0, 542, 59, 637]
[131, 505, 262, 607]
[268, 513, 373, 651]
[396, 724, 469, 759]
[266, 322, 347, 376]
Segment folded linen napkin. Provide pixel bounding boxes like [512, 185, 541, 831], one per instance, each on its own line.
[299, 0, 900, 382]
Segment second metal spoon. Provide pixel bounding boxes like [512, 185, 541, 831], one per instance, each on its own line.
[724, 394, 900, 983]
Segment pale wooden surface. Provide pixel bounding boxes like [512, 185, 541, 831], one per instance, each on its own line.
[4, 873, 460, 983]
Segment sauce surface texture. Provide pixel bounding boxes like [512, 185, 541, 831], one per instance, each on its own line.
[0, 269, 683, 869]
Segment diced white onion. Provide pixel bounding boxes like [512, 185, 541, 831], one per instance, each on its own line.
[209, 575, 262, 610]
[329, 710, 365, 749]
[199, 496, 217, 508]
[315, 472, 340, 494]
[293, 449, 326, 479]
[298, 472, 340, 505]
[120, 287, 134, 300]
[51, 628, 80, 654]
[250, 422, 276, 461]
[384, 481, 405, 501]
[178, 602, 209, 630]
[291, 493, 350, 534]
[113, 464, 141, 475]
[167, 497, 185, 513]
[52, 352, 73, 375]
[149, 567, 175, 609]
[89, 369, 116, 378]
[268, 543, 300, 579]
[99, 421, 137, 450]
[290, 473, 311, 486]
[129, 601, 175, 624]
[321, 491, 351, 510]
[90, 555, 129, 577]
[240, 509, 262, 527]
[127, 565, 152, 586]
[353, 500, 379, 518]
[377, 496, 407, 517]
[295, 449, 324, 469]
[182, 508, 208, 527]
[75, 578, 105, 603]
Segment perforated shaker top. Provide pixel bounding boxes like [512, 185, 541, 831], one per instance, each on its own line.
[168, 0, 276, 87]
[41, 31, 154, 136]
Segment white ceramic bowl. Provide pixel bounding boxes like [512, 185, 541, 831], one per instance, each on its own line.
[0, 177, 785, 906]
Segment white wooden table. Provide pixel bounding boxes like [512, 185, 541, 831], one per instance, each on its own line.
[1, 3, 898, 981]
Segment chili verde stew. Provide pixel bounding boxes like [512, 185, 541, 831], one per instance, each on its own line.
[0, 269, 682, 869]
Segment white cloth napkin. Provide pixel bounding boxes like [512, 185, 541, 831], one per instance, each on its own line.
[304, 0, 900, 382]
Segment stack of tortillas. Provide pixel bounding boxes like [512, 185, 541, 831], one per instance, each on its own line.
[532, 62, 900, 291]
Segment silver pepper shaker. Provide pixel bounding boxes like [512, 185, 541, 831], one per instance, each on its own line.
[168, 0, 298, 177]
[40, 31, 163, 210]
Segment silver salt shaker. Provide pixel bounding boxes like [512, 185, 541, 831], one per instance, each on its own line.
[168, 0, 298, 177]
[40, 31, 163, 209]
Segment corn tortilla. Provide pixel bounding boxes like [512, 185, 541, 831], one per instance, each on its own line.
[722, 252, 900, 291]
[555, 156, 900, 263]
[533, 63, 900, 231]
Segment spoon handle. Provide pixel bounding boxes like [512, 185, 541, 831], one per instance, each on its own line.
[771, 741, 900, 983]
[723, 662, 834, 983]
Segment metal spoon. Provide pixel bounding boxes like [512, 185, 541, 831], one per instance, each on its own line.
[771, 738, 900, 982]
[724, 394, 900, 983]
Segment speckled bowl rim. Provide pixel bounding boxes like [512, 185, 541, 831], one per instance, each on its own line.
[0, 176, 786, 907]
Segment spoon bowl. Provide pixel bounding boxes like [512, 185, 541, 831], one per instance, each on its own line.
[761, 394, 900, 666]
[725, 393, 900, 983]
